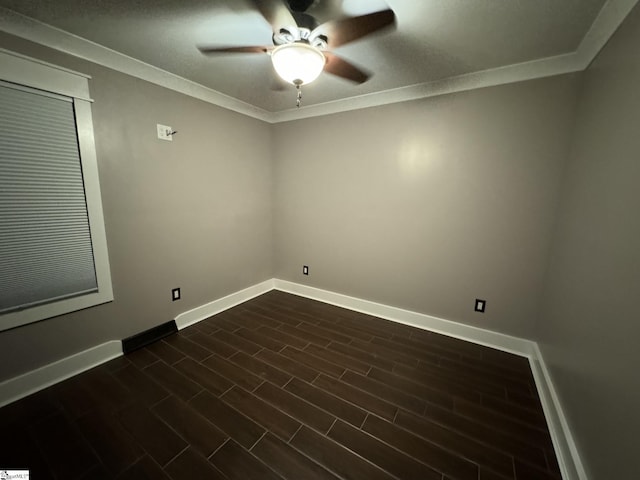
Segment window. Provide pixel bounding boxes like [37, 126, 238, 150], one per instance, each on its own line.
[0, 49, 113, 331]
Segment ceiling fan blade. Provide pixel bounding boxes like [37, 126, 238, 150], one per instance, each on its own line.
[248, 0, 298, 31]
[312, 9, 396, 48]
[198, 45, 271, 54]
[324, 52, 370, 84]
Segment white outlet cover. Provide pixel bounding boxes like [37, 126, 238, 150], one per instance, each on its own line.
[157, 124, 173, 141]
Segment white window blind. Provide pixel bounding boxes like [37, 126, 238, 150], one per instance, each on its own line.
[0, 81, 98, 314]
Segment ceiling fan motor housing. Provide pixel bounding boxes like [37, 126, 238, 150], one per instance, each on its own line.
[198, 1, 396, 86]
[287, 0, 317, 12]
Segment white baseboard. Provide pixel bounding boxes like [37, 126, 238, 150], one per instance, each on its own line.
[174, 279, 275, 330]
[272, 279, 586, 480]
[273, 279, 533, 356]
[0, 340, 122, 408]
[0, 279, 275, 408]
[0, 277, 586, 480]
[529, 344, 588, 480]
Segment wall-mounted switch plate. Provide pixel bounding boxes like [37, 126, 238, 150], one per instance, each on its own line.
[157, 124, 173, 141]
[475, 299, 486, 312]
[302, 265, 309, 275]
[172, 288, 181, 301]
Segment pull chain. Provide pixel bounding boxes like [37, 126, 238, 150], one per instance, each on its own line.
[296, 83, 302, 108]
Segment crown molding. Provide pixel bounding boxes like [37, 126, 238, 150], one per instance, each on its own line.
[270, 52, 582, 122]
[1, 0, 637, 124]
[0, 7, 272, 123]
[573, 0, 639, 68]
[273, 0, 639, 123]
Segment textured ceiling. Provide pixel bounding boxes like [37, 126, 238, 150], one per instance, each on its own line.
[0, 0, 614, 115]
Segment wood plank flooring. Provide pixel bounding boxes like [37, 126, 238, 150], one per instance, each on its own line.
[0, 291, 561, 479]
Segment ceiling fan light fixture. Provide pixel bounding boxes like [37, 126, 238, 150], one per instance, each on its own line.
[271, 43, 325, 85]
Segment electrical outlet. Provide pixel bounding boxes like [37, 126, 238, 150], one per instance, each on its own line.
[157, 124, 173, 141]
[475, 299, 486, 313]
[303, 265, 309, 275]
[172, 287, 181, 301]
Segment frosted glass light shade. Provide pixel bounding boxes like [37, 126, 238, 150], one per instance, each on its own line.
[271, 43, 325, 85]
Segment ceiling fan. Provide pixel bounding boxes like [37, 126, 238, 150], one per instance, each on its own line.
[198, 0, 396, 107]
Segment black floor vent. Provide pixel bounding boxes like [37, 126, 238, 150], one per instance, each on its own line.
[122, 320, 178, 354]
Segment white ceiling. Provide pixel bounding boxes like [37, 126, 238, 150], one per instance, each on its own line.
[0, 0, 637, 121]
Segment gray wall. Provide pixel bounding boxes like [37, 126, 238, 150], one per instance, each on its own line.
[273, 75, 581, 338]
[537, 4, 640, 479]
[0, 32, 273, 381]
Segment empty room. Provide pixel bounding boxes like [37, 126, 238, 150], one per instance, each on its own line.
[0, 1, 638, 479]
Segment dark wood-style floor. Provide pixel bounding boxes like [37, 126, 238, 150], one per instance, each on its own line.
[0, 291, 561, 480]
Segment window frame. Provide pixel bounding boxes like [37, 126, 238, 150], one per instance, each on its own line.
[0, 48, 113, 331]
